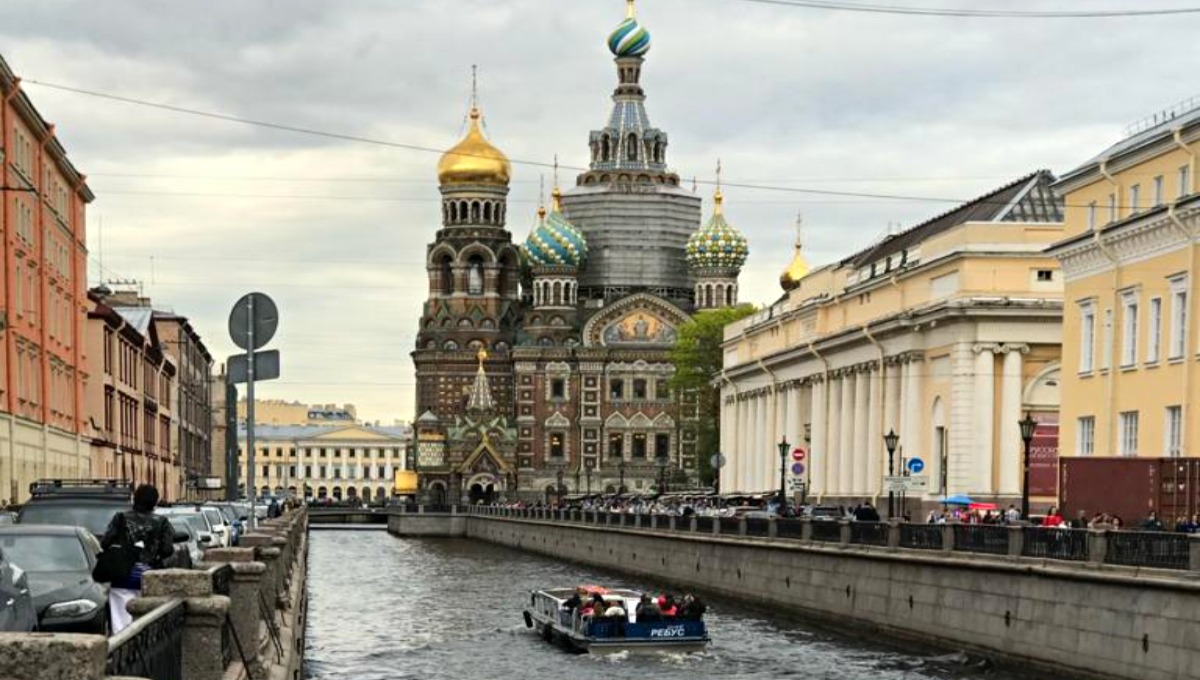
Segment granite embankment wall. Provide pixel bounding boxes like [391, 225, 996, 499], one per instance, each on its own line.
[463, 516, 1200, 680]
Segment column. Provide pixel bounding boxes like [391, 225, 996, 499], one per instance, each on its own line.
[757, 392, 770, 492]
[901, 357, 924, 476]
[809, 380, 827, 498]
[839, 373, 855, 497]
[867, 362, 884, 497]
[974, 345, 997, 493]
[999, 345, 1026, 496]
[745, 395, 758, 493]
[784, 387, 800, 455]
[719, 393, 732, 493]
[852, 368, 870, 495]
[826, 377, 842, 495]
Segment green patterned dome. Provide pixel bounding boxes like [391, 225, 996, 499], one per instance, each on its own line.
[608, 1, 651, 58]
[686, 190, 748, 271]
[521, 192, 588, 269]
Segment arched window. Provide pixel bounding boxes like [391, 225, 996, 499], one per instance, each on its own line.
[726, 286, 734, 306]
[483, 202, 492, 222]
[601, 135, 611, 162]
[467, 255, 484, 295]
[627, 134, 639, 161]
[471, 201, 481, 222]
[439, 256, 454, 295]
[552, 281, 562, 306]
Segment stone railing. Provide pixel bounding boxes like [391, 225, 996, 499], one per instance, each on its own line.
[466, 506, 1200, 574]
[0, 507, 308, 680]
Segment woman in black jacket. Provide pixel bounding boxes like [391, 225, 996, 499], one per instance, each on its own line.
[101, 484, 175, 632]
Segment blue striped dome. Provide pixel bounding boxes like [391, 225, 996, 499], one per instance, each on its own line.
[608, 17, 651, 58]
[687, 193, 748, 271]
[522, 208, 588, 269]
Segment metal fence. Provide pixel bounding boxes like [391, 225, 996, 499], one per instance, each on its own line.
[850, 522, 889, 546]
[107, 599, 185, 680]
[694, 517, 715, 533]
[953, 524, 1009, 556]
[1106, 531, 1191, 570]
[1022, 528, 1089, 562]
[810, 520, 843, 543]
[775, 519, 805, 539]
[718, 517, 741, 535]
[745, 517, 770, 537]
[900, 524, 944, 550]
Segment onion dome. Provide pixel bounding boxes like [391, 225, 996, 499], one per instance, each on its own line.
[608, 0, 651, 58]
[686, 188, 749, 271]
[780, 213, 811, 291]
[436, 106, 511, 186]
[521, 188, 589, 268]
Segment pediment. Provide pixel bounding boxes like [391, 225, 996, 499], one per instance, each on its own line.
[582, 293, 691, 348]
[307, 426, 399, 442]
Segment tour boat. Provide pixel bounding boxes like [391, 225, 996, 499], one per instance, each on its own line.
[522, 586, 710, 654]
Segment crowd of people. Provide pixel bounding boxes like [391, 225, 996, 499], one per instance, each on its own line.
[562, 588, 706, 636]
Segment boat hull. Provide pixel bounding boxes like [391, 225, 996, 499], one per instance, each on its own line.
[526, 609, 709, 655]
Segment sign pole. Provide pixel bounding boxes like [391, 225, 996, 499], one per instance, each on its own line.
[225, 381, 238, 501]
[246, 296, 257, 530]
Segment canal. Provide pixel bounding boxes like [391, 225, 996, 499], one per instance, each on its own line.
[305, 530, 1037, 680]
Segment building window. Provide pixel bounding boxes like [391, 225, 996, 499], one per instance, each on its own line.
[1170, 276, 1188, 359]
[1121, 292, 1138, 367]
[610, 379, 625, 401]
[654, 433, 670, 459]
[631, 433, 647, 458]
[1166, 406, 1183, 457]
[1036, 269, 1054, 283]
[1101, 308, 1113, 370]
[550, 378, 566, 400]
[1079, 302, 1096, 373]
[289, 466, 296, 477]
[550, 433, 565, 458]
[1107, 193, 1117, 223]
[1147, 297, 1162, 364]
[1076, 417, 1095, 457]
[1153, 175, 1164, 206]
[319, 448, 327, 458]
[1129, 184, 1140, 215]
[305, 465, 312, 478]
[608, 433, 624, 458]
[334, 469, 341, 480]
[1087, 202, 1097, 230]
[655, 379, 670, 401]
[1119, 411, 1139, 457]
[1180, 165, 1191, 199]
[632, 379, 648, 400]
[262, 465, 269, 479]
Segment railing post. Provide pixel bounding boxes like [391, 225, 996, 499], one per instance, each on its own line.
[131, 569, 230, 680]
[239, 534, 283, 608]
[1088, 530, 1109, 566]
[1191, 535, 1200, 572]
[887, 520, 901, 549]
[800, 518, 813, 542]
[1007, 525, 1025, 558]
[838, 519, 852, 546]
[768, 517, 778, 539]
[668, 516, 677, 531]
[201, 549, 265, 672]
[941, 523, 955, 553]
[0, 635, 107, 680]
[738, 517, 748, 536]
[619, 513, 627, 527]
[689, 516, 698, 533]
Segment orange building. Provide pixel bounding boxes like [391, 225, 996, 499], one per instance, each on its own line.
[0, 55, 94, 503]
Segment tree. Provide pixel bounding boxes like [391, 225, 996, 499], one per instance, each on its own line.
[669, 304, 757, 487]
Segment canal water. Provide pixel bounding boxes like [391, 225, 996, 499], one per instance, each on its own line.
[305, 530, 1036, 680]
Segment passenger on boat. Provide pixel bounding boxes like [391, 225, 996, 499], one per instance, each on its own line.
[635, 594, 662, 622]
[563, 589, 584, 612]
[602, 602, 628, 636]
[679, 594, 707, 621]
[658, 594, 678, 617]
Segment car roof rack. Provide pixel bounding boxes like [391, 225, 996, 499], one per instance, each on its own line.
[28, 479, 133, 497]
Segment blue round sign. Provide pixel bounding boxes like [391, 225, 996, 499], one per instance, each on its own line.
[791, 463, 805, 475]
[906, 458, 925, 474]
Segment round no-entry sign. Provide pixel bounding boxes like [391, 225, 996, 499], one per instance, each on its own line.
[791, 463, 806, 475]
[792, 447, 807, 461]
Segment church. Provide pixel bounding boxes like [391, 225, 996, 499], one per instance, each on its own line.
[411, 1, 750, 504]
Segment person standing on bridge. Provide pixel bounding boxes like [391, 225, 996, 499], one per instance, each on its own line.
[97, 484, 176, 634]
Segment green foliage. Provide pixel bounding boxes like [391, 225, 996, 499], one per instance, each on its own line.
[670, 304, 757, 486]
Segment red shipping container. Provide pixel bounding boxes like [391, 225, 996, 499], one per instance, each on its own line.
[1059, 458, 1200, 526]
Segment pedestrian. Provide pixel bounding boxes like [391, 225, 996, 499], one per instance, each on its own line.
[1004, 505, 1020, 523]
[1140, 511, 1165, 532]
[1042, 506, 1065, 527]
[97, 484, 176, 634]
[1069, 510, 1088, 530]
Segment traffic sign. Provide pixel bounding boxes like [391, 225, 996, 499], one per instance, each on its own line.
[229, 292, 279, 351]
[791, 462, 805, 475]
[710, 453, 726, 469]
[884, 475, 929, 493]
[228, 350, 281, 384]
[906, 458, 926, 475]
[792, 447, 807, 461]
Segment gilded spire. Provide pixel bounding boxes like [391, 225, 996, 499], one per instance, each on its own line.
[551, 154, 563, 212]
[537, 174, 547, 220]
[713, 159, 724, 216]
[436, 67, 511, 186]
[780, 211, 811, 292]
[627, 0, 637, 18]
[467, 349, 495, 412]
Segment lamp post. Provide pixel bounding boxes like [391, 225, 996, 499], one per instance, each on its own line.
[802, 423, 812, 506]
[617, 459, 626, 495]
[1019, 412, 1037, 521]
[777, 438, 789, 510]
[884, 429, 900, 519]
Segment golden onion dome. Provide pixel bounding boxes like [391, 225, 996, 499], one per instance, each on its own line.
[780, 213, 811, 292]
[436, 106, 511, 186]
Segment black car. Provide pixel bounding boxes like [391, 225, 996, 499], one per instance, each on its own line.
[0, 526, 108, 634]
[16, 479, 132, 538]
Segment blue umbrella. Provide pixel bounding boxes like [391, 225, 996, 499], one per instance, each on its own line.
[943, 495, 974, 505]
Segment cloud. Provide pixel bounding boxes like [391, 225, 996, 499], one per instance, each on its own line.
[1, 0, 1194, 420]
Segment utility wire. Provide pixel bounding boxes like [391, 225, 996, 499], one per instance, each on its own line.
[731, 0, 1200, 18]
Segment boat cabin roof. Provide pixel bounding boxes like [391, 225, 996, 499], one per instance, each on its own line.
[536, 587, 642, 603]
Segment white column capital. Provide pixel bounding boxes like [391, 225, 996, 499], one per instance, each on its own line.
[972, 342, 1003, 355]
[1000, 343, 1031, 355]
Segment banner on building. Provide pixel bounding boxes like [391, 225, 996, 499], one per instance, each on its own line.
[394, 470, 419, 495]
[1029, 412, 1060, 497]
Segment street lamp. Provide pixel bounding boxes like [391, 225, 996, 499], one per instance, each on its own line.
[883, 429, 900, 519]
[1019, 412, 1038, 521]
[777, 438, 790, 510]
[617, 459, 626, 495]
[802, 423, 812, 506]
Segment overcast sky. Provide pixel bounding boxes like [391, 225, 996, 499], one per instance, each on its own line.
[2, 0, 1196, 423]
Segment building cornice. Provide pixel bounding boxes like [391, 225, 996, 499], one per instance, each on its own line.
[1050, 199, 1200, 282]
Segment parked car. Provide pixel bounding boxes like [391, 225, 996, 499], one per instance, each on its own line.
[167, 517, 203, 568]
[16, 479, 132, 538]
[802, 505, 846, 521]
[207, 504, 246, 546]
[157, 507, 218, 553]
[199, 507, 232, 548]
[0, 537, 38, 632]
[0, 526, 107, 634]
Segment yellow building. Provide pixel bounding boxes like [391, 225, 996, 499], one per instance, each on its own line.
[236, 399, 358, 426]
[1050, 102, 1200, 461]
[722, 172, 1065, 508]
